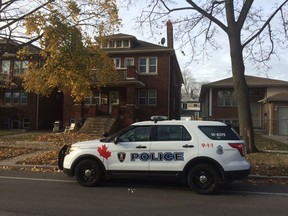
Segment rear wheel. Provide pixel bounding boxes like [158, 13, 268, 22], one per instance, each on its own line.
[187, 164, 219, 195]
[75, 159, 102, 187]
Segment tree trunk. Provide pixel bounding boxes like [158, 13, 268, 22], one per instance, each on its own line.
[228, 33, 258, 153]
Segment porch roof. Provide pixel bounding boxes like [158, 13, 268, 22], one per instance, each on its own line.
[259, 93, 288, 103]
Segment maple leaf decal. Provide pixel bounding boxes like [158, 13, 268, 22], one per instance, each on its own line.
[97, 145, 111, 162]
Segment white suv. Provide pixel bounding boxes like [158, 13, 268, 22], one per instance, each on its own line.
[58, 117, 250, 194]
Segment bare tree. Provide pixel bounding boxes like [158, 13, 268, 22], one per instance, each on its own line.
[182, 69, 203, 100]
[126, 0, 288, 153]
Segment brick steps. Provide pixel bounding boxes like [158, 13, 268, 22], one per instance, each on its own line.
[79, 117, 116, 136]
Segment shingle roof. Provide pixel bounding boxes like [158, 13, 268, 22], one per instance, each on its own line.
[102, 33, 173, 53]
[202, 75, 288, 87]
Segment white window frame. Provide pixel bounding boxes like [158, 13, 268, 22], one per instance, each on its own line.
[13, 60, 29, 75]
[1, 60, 11, 75]
[137, 89, 157, 106]
[124, 58, 134, 68]
[112, 58, 121, 69]
[138, 57, 157, 74]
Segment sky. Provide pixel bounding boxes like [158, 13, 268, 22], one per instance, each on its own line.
[116, 1, 288, 83]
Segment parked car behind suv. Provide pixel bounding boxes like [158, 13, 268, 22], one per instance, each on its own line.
[58, 117, 250, 194]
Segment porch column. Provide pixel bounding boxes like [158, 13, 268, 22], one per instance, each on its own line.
[125, 85, 136, 125]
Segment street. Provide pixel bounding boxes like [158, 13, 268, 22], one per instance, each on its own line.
[0, 170, 288, 216]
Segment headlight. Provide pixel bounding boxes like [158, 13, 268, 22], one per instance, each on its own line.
[68, 146, 79, 153]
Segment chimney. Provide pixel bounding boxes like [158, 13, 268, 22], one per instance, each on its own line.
[167, 20, 174, 49]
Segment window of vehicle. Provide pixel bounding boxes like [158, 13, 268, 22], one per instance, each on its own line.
[154, 125, 191, 141]
[138, 57, 157, 74]
[198, 125, 241, 140]
[217, 90, 237, 107]
[117, 126, 152, 142]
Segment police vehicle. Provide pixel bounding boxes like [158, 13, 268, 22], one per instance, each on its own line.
[58, 116, 250, 194]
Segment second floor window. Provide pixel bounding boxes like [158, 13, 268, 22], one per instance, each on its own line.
[217, 90, 237, 107]
[13, 60, 29, 75]
[139, 57, 157, 74]
[1, 60, 10, 74]
[124, 58, 134, 67]
[112, 58, 121, 69]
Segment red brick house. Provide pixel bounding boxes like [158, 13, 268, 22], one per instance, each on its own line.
[0, 21, 183, 133]
[63, 21, 183, 133]
[200, 75, 288, 135]
[0, 39, 63, 130]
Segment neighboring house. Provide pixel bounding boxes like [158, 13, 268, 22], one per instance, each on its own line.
[181, 94, 201, 120]
[0, 40, 62, 130]
[63, 20, 183, 133]
[200, 75, 288, 135]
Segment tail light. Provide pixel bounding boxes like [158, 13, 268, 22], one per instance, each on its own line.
[228, 143, 245, 157]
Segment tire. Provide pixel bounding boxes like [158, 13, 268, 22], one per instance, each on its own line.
[75, 159, 102, 187]
[187, 164, 219, 195]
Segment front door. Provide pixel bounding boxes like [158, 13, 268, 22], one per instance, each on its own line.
[109, 91, 119, 114]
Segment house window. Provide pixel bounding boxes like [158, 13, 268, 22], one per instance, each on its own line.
[137, 89, 157, 106]
[4, 90, 28, 105]
[112, 58, 121, 69]
[20, 92, 28, 104]
[109, 40, 115, 48]
[123, 40, 130, 47]
[148, 90, 157, 105]
[13, 60, 29, 75]
[139, 57, 157, 74]
[1, 60, 10, 74]
[116, 40, 122, 48]
[3, 118, 10, 129]
[84, 91, 101, 105]
[23, 119, 30, 129]
[217, 90, 237, 107]
[124, 58, 134, 67]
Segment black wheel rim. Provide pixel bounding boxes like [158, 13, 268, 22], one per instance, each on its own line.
[192, 169, 214, 190]
[79, 164, 97, 184]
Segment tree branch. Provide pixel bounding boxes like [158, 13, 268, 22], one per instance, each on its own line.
[243, 0, 288, 48]
[186, 0, 228, 33]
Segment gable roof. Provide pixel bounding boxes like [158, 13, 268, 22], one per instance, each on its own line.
[199, 75, 288, 100]
[202, 75, 288, 88]
[0, 39, 41, 55]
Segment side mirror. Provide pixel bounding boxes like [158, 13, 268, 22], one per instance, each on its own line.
[103, 132, 109, 137]
[114, 137, 119, 144]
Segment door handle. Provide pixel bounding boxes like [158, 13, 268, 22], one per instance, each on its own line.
[182, 144, 194, 148]
[136, 145, 147, 149]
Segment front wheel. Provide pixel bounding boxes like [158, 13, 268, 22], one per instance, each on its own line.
[75, 159, 102, 187]
[187, 164, 219, 195]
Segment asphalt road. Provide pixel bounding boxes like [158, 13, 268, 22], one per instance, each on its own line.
[0, 170, 288, 216]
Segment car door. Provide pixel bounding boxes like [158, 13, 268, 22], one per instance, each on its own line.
[107, 125, 152, 171]
[149, 124, 198, 171]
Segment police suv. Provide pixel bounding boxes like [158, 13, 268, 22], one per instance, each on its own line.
[58, 116, 250, 194]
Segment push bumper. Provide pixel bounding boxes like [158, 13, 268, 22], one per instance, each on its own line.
[58, 145, 68, 170]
